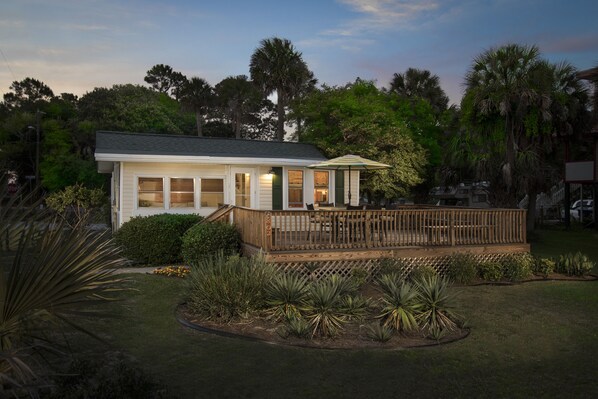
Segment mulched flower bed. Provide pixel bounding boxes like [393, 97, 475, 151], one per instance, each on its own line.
[176, 304, 470, 350]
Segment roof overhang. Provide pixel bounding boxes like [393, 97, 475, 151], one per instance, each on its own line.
[94, 152, 326, 167]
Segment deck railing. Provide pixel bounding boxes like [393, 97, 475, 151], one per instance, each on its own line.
[232, 207, 526, 252]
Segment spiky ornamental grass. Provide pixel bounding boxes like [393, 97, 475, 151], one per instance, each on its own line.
[415, 275, 460, 333]
[187, 252, 274, 322]
[265, 274, 310, 321]
[303, 279, 347, 338]
[0, 184, 126, 396]
[376, 274, 420, 332]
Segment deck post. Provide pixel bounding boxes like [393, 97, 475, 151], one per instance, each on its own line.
[264, 211, 272, 252]
[449, 210, 455, 246]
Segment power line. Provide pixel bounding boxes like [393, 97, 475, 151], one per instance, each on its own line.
[0, 47, 17, 82]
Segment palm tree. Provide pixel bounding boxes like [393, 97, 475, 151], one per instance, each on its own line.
[0, 184, 125, 395]
[180, 77, 213, 137]
[389, 68, 449, 116]
[214, 75, 262, 139]
[464, 44, 541, 201]
[250, 37, 313, 141]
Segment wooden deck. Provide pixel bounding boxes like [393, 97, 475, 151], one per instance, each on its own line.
[231, 206, 529, 263]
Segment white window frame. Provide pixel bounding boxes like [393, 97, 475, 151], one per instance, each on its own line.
[199, 175, 226, 209]
[136, 175, 166, 210]
[286, 168, 305, 210]
[169, 177, 196, 209]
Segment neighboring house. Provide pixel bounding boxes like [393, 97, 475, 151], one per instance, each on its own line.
[429, 181, 491, 208]
[95, 131, 359, 229]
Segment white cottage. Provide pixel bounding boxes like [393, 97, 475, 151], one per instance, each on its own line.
[95, 131, 360, 229]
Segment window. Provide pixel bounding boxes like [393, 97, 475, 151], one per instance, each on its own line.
[201, 178, 224, 207]
[288, 170, 303, 208]
[138, 177, 164, 208]
[314, 171, 329, 204]
[235, 173, 251, 207]
[170, 178, 194, 208]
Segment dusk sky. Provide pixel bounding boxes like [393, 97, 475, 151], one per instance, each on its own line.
[1, 0, 597, 105]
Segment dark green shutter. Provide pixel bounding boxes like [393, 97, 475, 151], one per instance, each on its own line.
[272, 167, 283, 210]
[335, 170, 344, 206]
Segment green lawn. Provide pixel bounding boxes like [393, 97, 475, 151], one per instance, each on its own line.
[75, 228, 598, 398]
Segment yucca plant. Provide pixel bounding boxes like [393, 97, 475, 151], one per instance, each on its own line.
[328, 274, 359, 297]
[365, 323, 393, 343]
[0, 183, 126, 396]
[415, 275, 460, 332]
[376, 274, 420, 332]
[303, 280, 347, 337]
[428, 325, 448, 342]
[187, 252, 274, 321]
[340, 295, 370, 321]
[265, 274, 310, 321]
[283, 316, 311, 339]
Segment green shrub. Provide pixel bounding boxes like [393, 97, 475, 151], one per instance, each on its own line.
[265, 274, 310, 321]
[410, 264, 437, 282]
[114, 213, 202, 265]
[187, 252, 274, 322]
[365, 323, 393, 342]
[448, 253, 478, 284]
[351, 267, 369, 287]
[181, 222, 240, 265]
[556, 252, 595, 276]
[45, 184, 107, 227]
[415, 275, 460, 332]
[50, 355, 170, 399]
[533, 257, 555, 278]
[478, 261, 504, 282]
[376, 274, 420, 332]
[378, 258, 409, 279]
[500, 253, 533, 281]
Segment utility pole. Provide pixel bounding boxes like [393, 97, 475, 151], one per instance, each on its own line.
[35, 109, 44, 189]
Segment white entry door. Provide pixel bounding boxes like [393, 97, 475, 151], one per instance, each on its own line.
[231, 168, 256, 208]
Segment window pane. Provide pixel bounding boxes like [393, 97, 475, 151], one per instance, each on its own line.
[314, 171, 329, 204]
[171, 178, 193, 192]
[170, 178, 194, 208]
[138, 177, 163, 191]
[139, 192, 164, 207]
[201, 178, 224, 207]
[288, 170, 303, 208]
[138, 177, 164, 208]
[235, 173, 251, 208]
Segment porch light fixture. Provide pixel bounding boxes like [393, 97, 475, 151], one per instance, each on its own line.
[268, 168, 275, 175]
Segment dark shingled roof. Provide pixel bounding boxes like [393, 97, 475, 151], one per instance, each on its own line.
[95, 131, 327, 160]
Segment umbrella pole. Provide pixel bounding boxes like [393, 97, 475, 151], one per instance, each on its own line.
[348, 166, 352, 205]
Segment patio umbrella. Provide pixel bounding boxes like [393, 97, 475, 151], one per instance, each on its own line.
[307, 154, 391, 205]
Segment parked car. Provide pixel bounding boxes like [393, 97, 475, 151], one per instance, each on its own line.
[562, 200, 594, 221]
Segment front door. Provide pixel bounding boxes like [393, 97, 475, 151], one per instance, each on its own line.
[231, 168, 255, 208]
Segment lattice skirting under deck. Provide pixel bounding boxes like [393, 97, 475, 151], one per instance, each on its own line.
[270, 252, 518, 281]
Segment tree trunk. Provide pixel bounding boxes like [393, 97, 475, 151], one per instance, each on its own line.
[526, 186, 538, 233]
[276, 95, 285, 141]
[234, 111, 241, 139]
[195, 111, 203, 137]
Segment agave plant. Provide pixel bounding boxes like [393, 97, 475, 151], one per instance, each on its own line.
[340, 295, 370, 321]
[0, 183, 126, 396]
[303, 280, 347, 337]
[376, 275, 420, 332]
[364, 323, 393, 343]
[415, 275, 460, 332]
[265, 274, 310, 321]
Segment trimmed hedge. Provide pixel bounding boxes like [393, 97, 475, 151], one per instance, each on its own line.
[181, 222, 240, 266]
[114, 213, 202, 265]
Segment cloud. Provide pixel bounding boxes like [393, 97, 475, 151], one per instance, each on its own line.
[330, 0, 440, 36]
[540, 34, 598, 54]
[62, 24, 110, 31]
